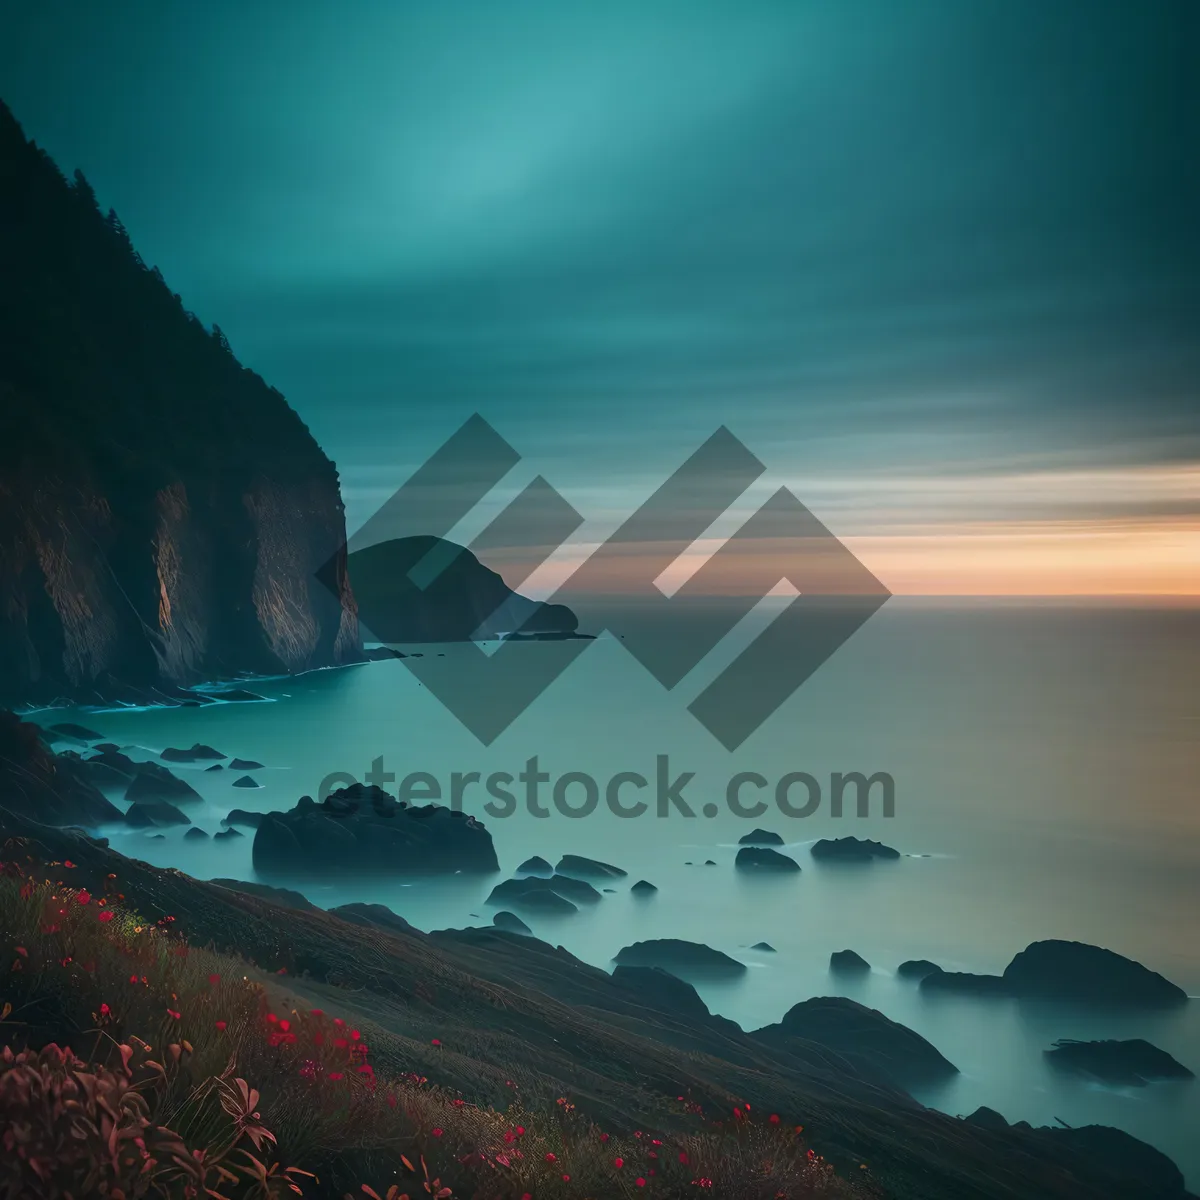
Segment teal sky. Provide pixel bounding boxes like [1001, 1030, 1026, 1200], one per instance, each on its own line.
[2, 1, 1196, 592]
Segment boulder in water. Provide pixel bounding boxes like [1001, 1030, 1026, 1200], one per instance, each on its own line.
[229, 758, 264, 771]
[1002, 940, 1187, 1007]
[515, 855, 553, 876]
[161, 743, 225, 762]
[183, 827, 209, 840]
[738, 828, 784, 846]
[124, 762, 202, 804]
[223, 809, 264, 829]
[630, 879, 657, 895]
[614, 939, 746, 978]
[554, 854, 627, 880]
[811, 837, 900, 862]
[49, 722, 104, 742]
[830, 949, 871, 973]
[897, 959, 942, 981]
[232, 775, 261, 789]
[125, 800, 190, 828]
[921, 971, 1009, 997]
[213, 827, 243, 841]
[1044, 1038, 1193, 1086]
[735, 846, 800, 872]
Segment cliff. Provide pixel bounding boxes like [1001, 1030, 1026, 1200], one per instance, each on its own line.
[0, 100, 360, 705]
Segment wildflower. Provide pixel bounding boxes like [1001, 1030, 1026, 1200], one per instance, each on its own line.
[64, 860, 75, 869]
[97, 911, 114, 923]
[312, 1032, 325, 1046]
[14, 947, 26, 958]
[333, 1017, 345, 1027]
[515, 1126, 525, 1136]
[350, 1028, 360, 1040]
[562, 1174, 570, 1182]
[310, 1008, 323, 1016]
[208, 973, 220, 985]
[99, 1003, 111, 1015]
[769, 1113, 780, 1125]
[431, 1128, 443, 1138]
[679, 1152, 689, 1164]
[452, 1099, 465, 1108]
[636, 1178, 646, 1188]
[167, 1009, 181, 1021]
[614, 1157, 624, 1169]
[504, 1132, 516, 1145]
[266, 1013, 279, 1024]
[77, 890, 91, 904]
[599, 1133, 610, 1143]
[544, 1153, 557, 1163]
[328, 1072, 344, 1080]
[431, 1037, 441, 1046]
[387, 1093, 397, 1108]
[278, 1019, 291, 1033]
[215, 1021, 227, 1031]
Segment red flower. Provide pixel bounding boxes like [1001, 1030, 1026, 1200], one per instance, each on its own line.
[769, 1113, 780, 1125]
[64, 860, 75, 868]
[544, 1153, 557, 1163]
[215, 1021, 227, 1031]
[76, 891, 91, 905]
[310, 1008, 323, 1016]
[266, 1013, 279, 1024]
[599, 1133, 609, 1143]
[636, 1178, 646, 1188]
[97, 911, 114, 923]
[431, 1038, 441, 1046]
[15, 946, 27, 958]
[515, 1126, 525, 1136]
[431, 1128, 443, 1138]
[328, 1072, 343, 1080]
[504, 1131, 516, 1144]
[312, 1032, 325, 1046]
[614, 1157, 624, 1169]
[333, 1017, 345, 1027]
[679, 1152, 689, 1164]
[99, 1003, 111, 1015]
[562, 1175, 570, 1182]
[166, 1009, 181, 1021]
[208, 974, 220, 986]
[387, 1093, 397, 1108]
[350, 1028, 360, 1041]
[278, 1019, 290, 1033]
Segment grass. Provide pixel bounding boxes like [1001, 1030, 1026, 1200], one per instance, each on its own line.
[0, 853, 870, 1199]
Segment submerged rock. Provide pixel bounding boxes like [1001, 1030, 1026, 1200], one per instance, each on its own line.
[1003, 940, 1188, 1007]
[252, 784, 499, 876]
[554, 854, 627, 880]
[614, 939, 746, 978]
[229, 758, 264, 771]
[232, 775, 261, 789]
[125, 800, 190, 828]
[124, 762, 202, 804]
[811, 837, 900, 862]
[830, 949, 871, 973]
[49, 722, 104, 742]
[515, 855, 553, 876]
[1044, 1038, 1194, 1086]
[751, 941, 776, 952]
[209, 689, 268, 703]
[206, 763, 225, 772]
[630, 879, 658, 895]
[735, 846, 800, 872]
[921, 971, 1009, 997]
[213, 827, 243, 841]
[738, 828, 784, 846]
[183, 826, 209, 840]
[487, 874, 600, 910]
[161, 743, 225, 762]
[753, 996, 959, 1088]
[493, 910, 533, 935]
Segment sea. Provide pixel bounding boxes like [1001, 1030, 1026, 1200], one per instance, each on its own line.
[25, 598, 1200, 1188]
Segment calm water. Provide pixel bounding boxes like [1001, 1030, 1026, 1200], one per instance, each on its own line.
[29, 600, 1200, 1186]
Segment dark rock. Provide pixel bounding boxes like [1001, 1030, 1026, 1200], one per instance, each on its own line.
[125, 800, 190, 828]
[751, 942, 776, 952]
[614, 939, 746, 978]
[49, 722, 104, 742]
[703, 859, 717, 866]
[831, 949, 871, 973]
[738, 828, 784, 846]
[161, 743, 225, 762]
[0, 712, 123, 826]
[753, 996, 958, 1088]
[487, 874, 600, 909]
[1046, 1125, 1187, 1198]
[212, 878, 316, 911]
[331, 902, 417, 936]
[124, 762, 202, 804]
[229, 758, 264, 771]
[223, 809, 265, 829]
[183, 827, 209, 840]
[348, 534, 580, 642]
[612, 965, 713, 1020]
[206, 763, 224, 772]
[213, 827, 243, 841]
[811, 837, 900, 862]
[516, 855, 553, 876]
[232, 775, 261, 789]
[1044, 1038, 1193, 1086]
[1003, 940, 1187, 1007]
[630, 879, 657, 895]
[252, 785, 499, 876]
[897, 959, 942, 981]
[735, 846, 800, 872]
[921, 971, 1009, 997]
[147, 833, 165, 839]
[493, 910, 532, 935]
[554, 854, 627, 880]
[209, 689, 269, 703]
[363, 645, 407, 660]
[93, 743, 121, 753]
[964, 1106, 1010, 1131]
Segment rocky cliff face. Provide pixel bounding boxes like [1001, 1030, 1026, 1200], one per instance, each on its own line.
[0, 100, 360, 705]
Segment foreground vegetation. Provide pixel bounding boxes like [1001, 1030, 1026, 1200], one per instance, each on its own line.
[0, 852, 868, 1199]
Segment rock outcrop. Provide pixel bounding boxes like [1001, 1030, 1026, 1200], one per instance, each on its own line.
[251, 784, 499, 876]
[124, 762, 202, 805]
[613, 939, 746, 978]
[738, 828, 784, 846]
[493, 910, 533, 935]
[897, 959, 942, 981]
[920, 971, 1009, 997]
[1003, 940, 1188, 1007]
[830, 949, 871, 974]
[1044, 1038, 1194, 1086]
[735, 846, 801, 872]
[0, 710, 122, 826]
[0, 100, 360, 708]
[752, 996, 959, 1089]
[487, 874, 601, 910]
[161, 744, 225, 762]
[555, 854, 627, 880]
[811, 837, 900, 862]
[124, 800, 190, 828]
[348, 534, 577, 642]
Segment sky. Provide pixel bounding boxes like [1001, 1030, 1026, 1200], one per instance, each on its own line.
[2, 0, 1197, 594]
